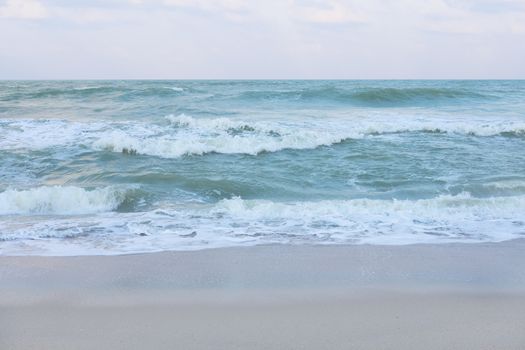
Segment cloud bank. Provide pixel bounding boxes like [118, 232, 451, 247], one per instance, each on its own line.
[0, 0, 524, 78]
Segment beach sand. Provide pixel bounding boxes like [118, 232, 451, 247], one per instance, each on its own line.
[1, 240, 525, 349]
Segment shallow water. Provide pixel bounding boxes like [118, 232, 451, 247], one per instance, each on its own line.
[1, 80, 525, 255]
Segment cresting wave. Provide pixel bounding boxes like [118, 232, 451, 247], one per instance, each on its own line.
[1, 115, 525, 158]
[0, 186, 133, 215]
[92, 117, 340, 158]
[215, 192, 525, 220]
[1, 192, 524, 255]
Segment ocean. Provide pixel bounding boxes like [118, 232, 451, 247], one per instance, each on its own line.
[1, 80, 524, 255]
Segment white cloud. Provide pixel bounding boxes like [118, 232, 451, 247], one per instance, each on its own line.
[162, 0, 245, 11]
[131, 0, 252, 22]
[52, 7, 121, 23]
[290, 0, 367, 24]
[162, 0, 248, 13]
[0, 0, 48, 19]
[0, 0, 524, 78]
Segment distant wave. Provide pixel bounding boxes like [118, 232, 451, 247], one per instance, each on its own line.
[349, 87, 485, 104]
[1, 85, 186, 101]
[0, 186, 134, 215]
[72, 86, 107, 91]
[122, 86, 186, 98]
[483, 180, 525, 190]
[0, 83, 492, 106]
[165, 86, 184, 92]
[238, 86, 489, 106]
[4, 86, 118, 100]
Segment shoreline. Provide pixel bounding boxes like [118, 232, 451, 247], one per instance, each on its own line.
[2, 240, 525, 349]
[3, 239, 525, 292]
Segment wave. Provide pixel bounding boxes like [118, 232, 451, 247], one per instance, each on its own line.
[1, 192, 524, 255]
[72, 86, 107, 91]
[483, 180, 525, 190]
[92, 114, 525, 158]
[7, 86, 119, 100]
[348, 87, 485, 104]
[120, 86, 186, 98]
[92, 114, 347, 157]
[165, 86, 184, 92]
[1, 85, 186, 101]
[238, 86, 489, 106]
[0, 186, 134, 215]
[2, 115, 525, 157]
[203, 192, 525, 244]
[0, 119, 107, 150]
[215, 192, 525, 219]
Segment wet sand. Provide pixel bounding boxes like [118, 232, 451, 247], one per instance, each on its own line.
[1, 240, 525, 349]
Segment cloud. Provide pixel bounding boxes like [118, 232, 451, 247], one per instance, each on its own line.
[0, 0, 524, 78]
[53, 7, 122, 23]
[0, 0, 48, 19]
[129, 0, 251, 22]
[445, 0, 525, 13]
[162, 0, 245, 12]
[291, 0, 367, 24]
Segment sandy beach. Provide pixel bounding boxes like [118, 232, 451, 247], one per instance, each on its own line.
[2, 240, 525, 349]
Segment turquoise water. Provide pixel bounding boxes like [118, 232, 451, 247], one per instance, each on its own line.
[1, 80, 525, 255]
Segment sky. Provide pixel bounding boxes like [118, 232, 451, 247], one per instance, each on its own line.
[1, 0, 524, 79]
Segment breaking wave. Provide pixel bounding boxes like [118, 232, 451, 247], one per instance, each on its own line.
[1, 192, 524, 255]
[93, 114, 525, 158]
[2, 115, 525, 157]
[92, 114, 349, 157]
[0, 186, 133, 215]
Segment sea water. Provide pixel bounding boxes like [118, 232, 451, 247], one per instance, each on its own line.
[1, 80, 524, 255]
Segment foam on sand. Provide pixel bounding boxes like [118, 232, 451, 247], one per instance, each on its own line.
[1, 192, 524, 255]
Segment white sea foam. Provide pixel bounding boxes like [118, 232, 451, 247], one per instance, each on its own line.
[0, 186, 129, 215]
[0, 119, 106, 151]
[218, 193, 525, 221]
[93, 114, 348, 157]
[211, 193, 525, 243]
[72, 86, 104, 91]
[93, 114, 525, 158]
[2, 114, 525, 157]
[483, 180, 525, 190]
[1, 192, 524, 255]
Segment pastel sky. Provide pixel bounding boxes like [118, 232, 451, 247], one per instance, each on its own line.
[1, 0, 524, 79]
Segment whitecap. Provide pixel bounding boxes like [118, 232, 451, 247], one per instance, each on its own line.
[2, 192, 525, 255]
[0, 186, 130, 215]
[2, 114, 525, 157]
[165, 87, 184, 92]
